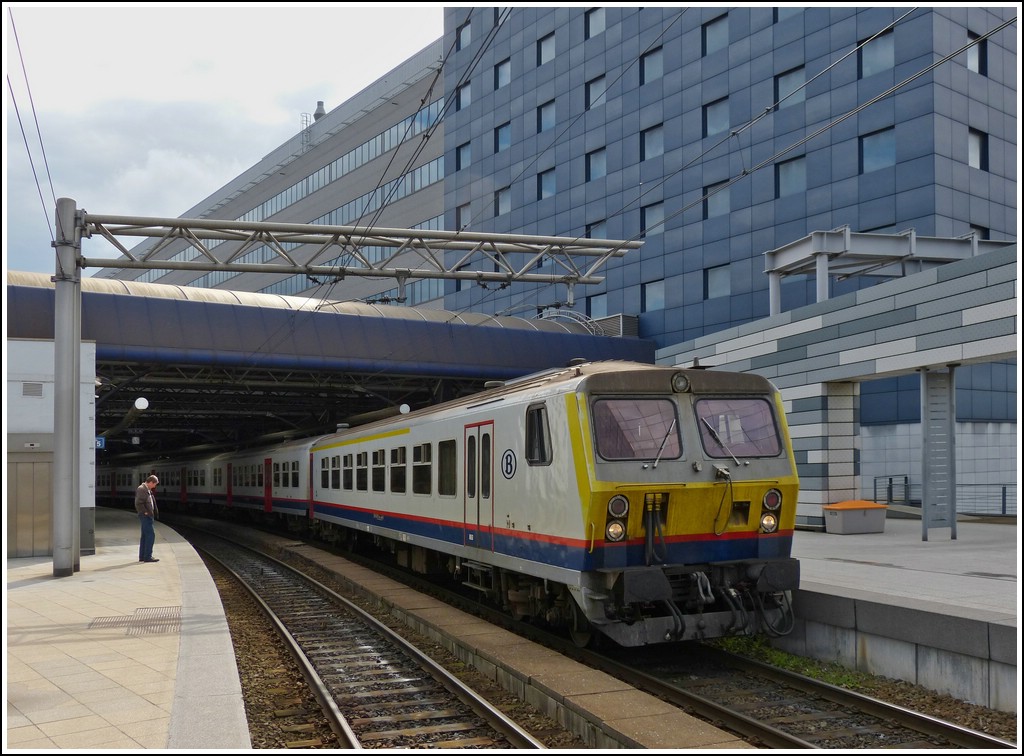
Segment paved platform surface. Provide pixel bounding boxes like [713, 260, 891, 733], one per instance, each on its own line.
[5, 507, 1018, 750]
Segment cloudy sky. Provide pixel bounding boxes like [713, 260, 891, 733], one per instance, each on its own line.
[4, 3, 444, 276]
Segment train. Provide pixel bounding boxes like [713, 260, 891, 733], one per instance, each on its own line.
[98, 359, 800, 647]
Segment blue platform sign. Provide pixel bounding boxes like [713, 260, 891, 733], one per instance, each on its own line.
[96, 436, 105, 450]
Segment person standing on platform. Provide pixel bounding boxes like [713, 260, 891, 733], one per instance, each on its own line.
[135, 475, 160, 562]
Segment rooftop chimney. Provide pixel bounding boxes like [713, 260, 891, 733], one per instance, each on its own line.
[313, 101, 326, 121]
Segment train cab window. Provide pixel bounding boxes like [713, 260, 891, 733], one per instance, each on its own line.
[356, 452, 368, 491]
[592, 398, 681, 461]
[413, 443, 431, 494]
[290, 461, 299, 488]
[343, 454, 353, 490]
[317, 459, 326, 489]
[438, 439, 457, 496]
[331, 455, 341, 489]
[372, 449, 386, 492]
[525, 403, 552, 465]
[694, 397, 781, 458]
[390, 447, 407, 493]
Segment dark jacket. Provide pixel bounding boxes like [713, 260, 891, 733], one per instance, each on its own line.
[134, 484, 158, 518]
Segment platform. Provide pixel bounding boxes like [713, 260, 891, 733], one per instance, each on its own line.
[5, 507, 1019, 749]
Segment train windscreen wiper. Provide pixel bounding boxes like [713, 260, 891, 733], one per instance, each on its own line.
[701, 417, 740, 466]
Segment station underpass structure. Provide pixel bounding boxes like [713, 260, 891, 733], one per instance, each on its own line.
[658, 231, 1017, 533]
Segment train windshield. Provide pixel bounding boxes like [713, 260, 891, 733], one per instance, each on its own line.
[695, 398, 781, 458]
[592, 398, 681, 461]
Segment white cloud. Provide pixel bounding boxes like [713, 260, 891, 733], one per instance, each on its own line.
[4, 2, 444, 274]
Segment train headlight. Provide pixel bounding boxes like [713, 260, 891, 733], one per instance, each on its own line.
[606, 520, 626, 542]
[760, 512, 779, 533]
[608, 495, 629, 518]
[671, 372, 690, 393]
[762, 488, 782, 511]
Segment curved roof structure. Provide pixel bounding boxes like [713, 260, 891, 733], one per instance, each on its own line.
[7, 271, 654, 458]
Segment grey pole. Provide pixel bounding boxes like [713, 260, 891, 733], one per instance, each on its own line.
[52, 197, 82, 577]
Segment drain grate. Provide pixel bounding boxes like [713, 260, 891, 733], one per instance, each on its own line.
[89, 606, 182, 635]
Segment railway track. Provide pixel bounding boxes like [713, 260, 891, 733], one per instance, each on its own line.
[184, 528, 543, 749]
[589, 643, 1017, 750]
[170, 515, 1017, 750]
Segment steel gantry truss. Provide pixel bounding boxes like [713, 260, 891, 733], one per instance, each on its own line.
[81, 212, 642, 306]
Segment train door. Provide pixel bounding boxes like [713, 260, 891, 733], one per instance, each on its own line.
[226, 463, 233, 507]
[179, 466, 188, 507]
[463, 421, 494, 550]
[263, 458, 273, 512]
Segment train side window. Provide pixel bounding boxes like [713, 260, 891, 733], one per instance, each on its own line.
[390, 447, 407, 493]
[413, 443, 431, 494]
[200, 470, 206, 487]
[343, 454, 353, 490]
[481, 432, 491, 499]
[525, 403, 552, 465]
[438, 439, 457, 496]
[317, 459, 326, 489]
[356, 452, 368, 491]
[372, 449, 386, 492]
[258, 465, 264, 488]
[290, 460, 299, 488]
[466, 435, 477, 498]
[331, 455, 341, 489]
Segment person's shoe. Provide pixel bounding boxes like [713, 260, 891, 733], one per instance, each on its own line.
[142, 558, 160, 563]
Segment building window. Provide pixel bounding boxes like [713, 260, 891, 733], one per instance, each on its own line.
[702, 14, 728, 56]
[455, 141, 471, 171]
[585, 7, 605, 39]
[966, 32, 988, 75]
[456, 203, 471, 231]
[494, 57, 511, 89]
[494, 186, 510, 217]
[537, 99, 555, 132]
[537, 32, 555, 66]
[586, 219, 607, 239]
[704, 181, 729, 218]
[775, 66, 805, 108]
[641, 125, 664, 161]
[703, 97, 729, 138]
[704, 265, 731, 299]
[587, 292, 608, 319]
[642, 279, 665, 312]
[456, 83, 471, 112]
[859, 30, 894, 78]
[586, 148, 607, 181]
[860, 127, 895, 173]
[776, 156, 806, 197]
[494, 121, 511, 153]
[585, 75, 607, 109]
[968, 129, 989, 170]
[456, 19, 471, 51]
[641, 201, 664, 236]
[640, 46, 663, 85]
[537, 168, 556, 200]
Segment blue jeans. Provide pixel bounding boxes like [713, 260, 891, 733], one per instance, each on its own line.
[138, 514, 155, 561]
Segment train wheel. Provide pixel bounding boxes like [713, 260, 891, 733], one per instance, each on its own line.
[568, 600, 593, 648]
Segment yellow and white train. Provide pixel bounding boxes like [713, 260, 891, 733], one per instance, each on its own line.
[99, 359, 800, 647]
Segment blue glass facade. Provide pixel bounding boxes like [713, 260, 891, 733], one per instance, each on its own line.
[440, 6, 1017, 422]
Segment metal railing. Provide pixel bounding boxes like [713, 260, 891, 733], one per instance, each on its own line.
[872, 476, 1017, 517]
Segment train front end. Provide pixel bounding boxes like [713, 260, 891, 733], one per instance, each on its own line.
[570, 365, 800, 646]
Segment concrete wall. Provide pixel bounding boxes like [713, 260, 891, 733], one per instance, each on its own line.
[776, 588, 1017, 713]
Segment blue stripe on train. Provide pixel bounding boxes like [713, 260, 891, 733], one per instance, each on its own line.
[312, 501, 792, 571]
